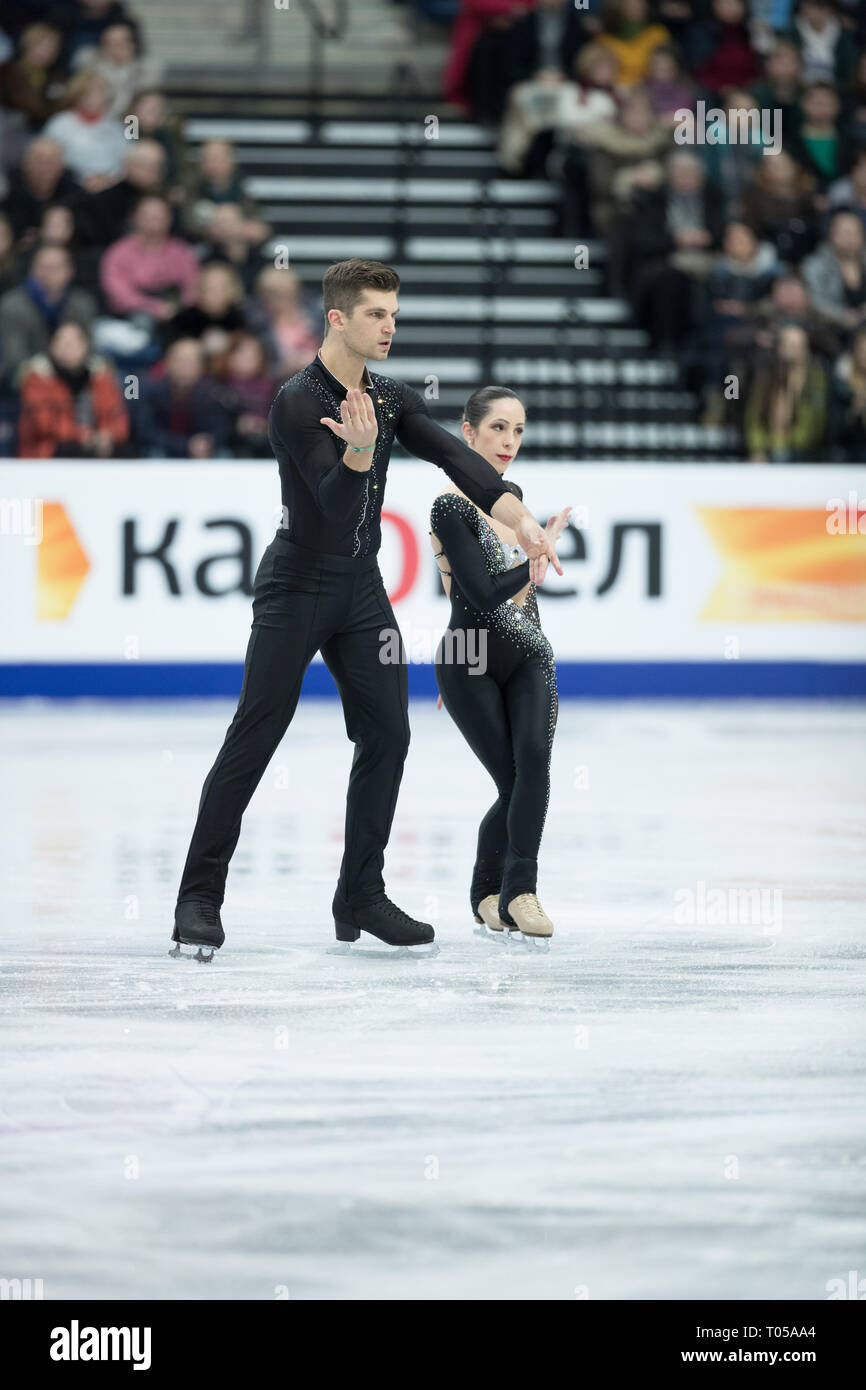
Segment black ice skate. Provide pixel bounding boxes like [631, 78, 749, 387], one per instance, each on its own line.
[331, 893, 438, 957]
[169, 899, 225, 962]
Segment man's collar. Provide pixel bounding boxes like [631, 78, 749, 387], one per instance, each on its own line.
[314, 351, 373, 396]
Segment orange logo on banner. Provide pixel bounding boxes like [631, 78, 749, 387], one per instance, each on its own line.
[38, 502, 90, 620]
[696, 507, 866, 622]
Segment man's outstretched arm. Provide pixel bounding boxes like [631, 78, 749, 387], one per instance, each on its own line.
[396, 387, 563, 581]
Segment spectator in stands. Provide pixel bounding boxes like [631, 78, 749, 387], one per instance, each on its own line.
[595, 0, 671, 88]
[73, 139, 171, 248]
[736, 270, 843, 363]
[709, 220, 782, 320]
[744, 321, 827, 460]
[71, 21, 160, 120]
[748, 0, 797, 56]
[35, 200, 100, 296]
[829, 324, 866, 458]
[698, 219, 782, 416]
[843, 50, 866, 147]
[787, 0, 857, 86]
[99, 193, 199, 321]
[162, 261, 246, 354]
[41, 71, 127, 187]
[48, 0, 142, 70]
[740, 149, 818, 264]
[198, 202, 267, 293]
[128, 88, 186, 189]
[788, 81, 850, 188]
[826, 145, 866, 232]
[684, 0, 760, 95]
[135, 336, 229, 459]
[2, 136, 76, 248]
[565, 85, 671, 235]
[0, 211, 23, 296]
[499, 40, 619, 178]
[643, 44, 695, 124]
[698, 87, 769, 218]
[0, 22, 67, 131]
[245, 267, 320, 376]
[214, 332, 279, 458]
[611, 149, 724, 347]
[443, 0, 536, 122]
[17, 317, 130, 456]
[751, 40, 804, 147]
[498, 0, 590, 85]
[183, 139, 268, 244]
[802, 209, 866, 334]
[0, 241, 96, 384]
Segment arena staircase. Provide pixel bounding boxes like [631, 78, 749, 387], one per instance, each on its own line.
[147, 4, 739, 460]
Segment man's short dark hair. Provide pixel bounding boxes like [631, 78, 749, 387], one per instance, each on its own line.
[322, 258, 400, 321]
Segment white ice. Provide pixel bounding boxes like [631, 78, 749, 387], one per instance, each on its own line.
[1, 698, 864, 1301]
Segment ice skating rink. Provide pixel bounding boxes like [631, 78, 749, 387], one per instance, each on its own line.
[1, 697, 864, 1302]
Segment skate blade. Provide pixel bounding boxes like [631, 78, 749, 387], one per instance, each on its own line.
[169, 943, 217, 963]
[327, 942, 440, 959]
[473, 924, 517, 943]
[473, 925, 550, 951]
[517, 932, 551, 952]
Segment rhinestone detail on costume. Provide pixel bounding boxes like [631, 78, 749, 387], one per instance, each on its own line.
[299, 367, 401, 558]
[429, 490, 558, 832]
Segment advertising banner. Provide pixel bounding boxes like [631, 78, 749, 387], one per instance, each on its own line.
[2, 461, 864, 696]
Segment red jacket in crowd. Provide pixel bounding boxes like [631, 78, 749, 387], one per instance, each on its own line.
[17, 354, 130, 458]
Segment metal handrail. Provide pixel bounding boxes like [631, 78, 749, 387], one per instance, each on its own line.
[296, 0, 349, 40]
[238, 0, 349, 91]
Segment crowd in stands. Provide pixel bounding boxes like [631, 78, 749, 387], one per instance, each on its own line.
[437, 0, 866, 460]
[0, 0, 321, 460]
[3, 0, 866, 460]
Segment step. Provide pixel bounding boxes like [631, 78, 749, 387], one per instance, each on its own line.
[274, 236, 604, 264]
[182, 119, 496, 150]
[260, 206, 559, 234]
[247, 177, 557, 204]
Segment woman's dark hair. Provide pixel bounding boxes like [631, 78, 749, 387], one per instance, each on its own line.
[462, 385, 524, 428]
[462, 385, 525, 499]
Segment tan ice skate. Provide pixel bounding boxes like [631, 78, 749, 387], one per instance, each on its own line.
[506, 893, 554, 939]
[475, 893, 512, 933]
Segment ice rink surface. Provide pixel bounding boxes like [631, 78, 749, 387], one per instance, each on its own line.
[1, 697, 864, 1302]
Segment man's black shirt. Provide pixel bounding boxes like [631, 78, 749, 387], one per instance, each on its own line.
[267, 355, 512, 559]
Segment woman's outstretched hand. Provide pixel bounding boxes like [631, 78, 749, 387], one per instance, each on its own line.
[515, 513, 565, 586]
[320, 388, 379, 458]
[546, 505, 573, 545]
[436, 693, 443, 710]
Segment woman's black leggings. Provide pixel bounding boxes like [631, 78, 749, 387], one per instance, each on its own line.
[434, 636, 558, 925]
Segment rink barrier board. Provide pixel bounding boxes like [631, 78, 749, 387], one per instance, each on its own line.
[4, 461, 865, 689]
[2, 661, 865, 698]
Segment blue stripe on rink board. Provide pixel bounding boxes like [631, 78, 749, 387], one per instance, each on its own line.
[2, 663, 866, 698]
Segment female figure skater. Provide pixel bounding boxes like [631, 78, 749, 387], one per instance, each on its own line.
[429, 386, 571, 943]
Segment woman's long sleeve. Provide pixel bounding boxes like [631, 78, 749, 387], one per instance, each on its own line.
[431, 493, 530, 613]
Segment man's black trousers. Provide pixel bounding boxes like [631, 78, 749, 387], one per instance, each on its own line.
[176, 533, 411, 910]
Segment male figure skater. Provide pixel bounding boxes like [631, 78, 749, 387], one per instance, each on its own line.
[171, 258, 562, 958]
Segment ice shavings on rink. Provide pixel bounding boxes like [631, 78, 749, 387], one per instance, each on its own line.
[0, 700, 864, 1300]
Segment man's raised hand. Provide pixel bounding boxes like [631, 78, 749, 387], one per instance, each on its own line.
[320, 388, 379, 455]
